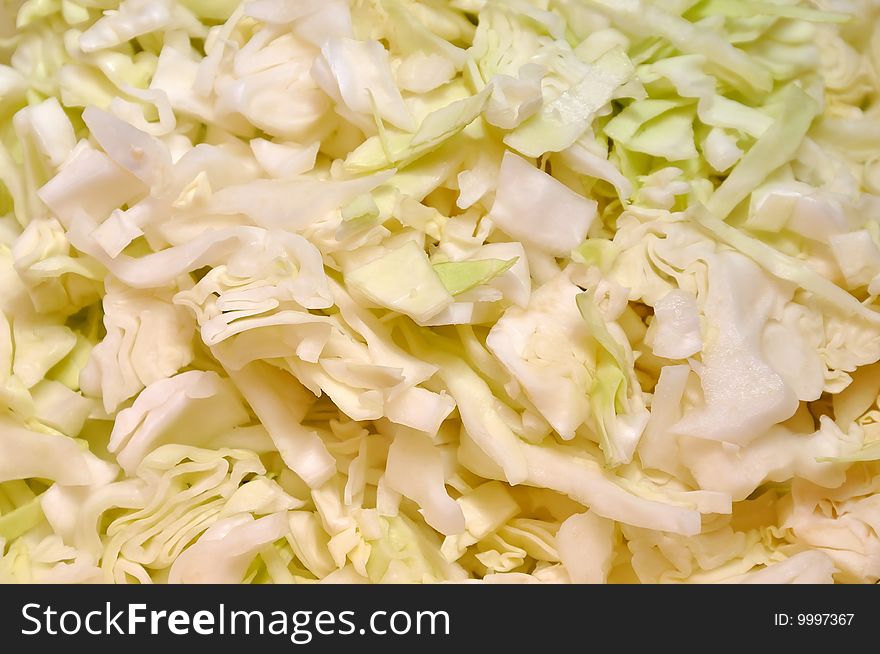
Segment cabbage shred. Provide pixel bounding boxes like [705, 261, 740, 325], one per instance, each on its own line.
[0, 0, 879, 584]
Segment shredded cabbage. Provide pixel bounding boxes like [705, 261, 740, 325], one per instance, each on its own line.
[1, 0, 879, 585]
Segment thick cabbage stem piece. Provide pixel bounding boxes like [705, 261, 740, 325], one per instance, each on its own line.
[384, 429, 465, 536]
[0, 414, 94, 485]
[459, 434, 705, 536]
[107, 370, 251, 475]
[168, 512, 291, 583]
[489, 151, 597, 256]
[225, 361, 337, 490]
[671, 252, 800, 446]
[556, 511, 614, 583]
[403, 326, 528, 486]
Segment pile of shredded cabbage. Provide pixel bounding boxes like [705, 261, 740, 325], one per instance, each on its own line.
[1, 0, 879, 584]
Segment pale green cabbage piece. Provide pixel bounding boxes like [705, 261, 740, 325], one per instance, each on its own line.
[0, 0, 879, 585]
